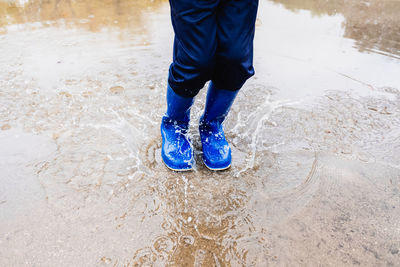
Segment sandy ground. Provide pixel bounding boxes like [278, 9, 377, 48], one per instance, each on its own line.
[1, 0, 400, 266]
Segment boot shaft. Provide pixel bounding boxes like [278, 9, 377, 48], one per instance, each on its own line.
[165, 84, 194, 124]
[202, 82, 239, 124]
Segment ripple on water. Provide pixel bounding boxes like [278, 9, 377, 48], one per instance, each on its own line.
[152, 235, 176, 256]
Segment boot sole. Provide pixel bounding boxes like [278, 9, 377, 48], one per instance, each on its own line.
[163, 161, 193, 172]
[202, 158, 231, 171]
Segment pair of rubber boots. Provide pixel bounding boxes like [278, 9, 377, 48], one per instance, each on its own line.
[161, 82, 239, 171]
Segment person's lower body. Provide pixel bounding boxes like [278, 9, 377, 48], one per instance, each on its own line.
[161, 0, 259, 171]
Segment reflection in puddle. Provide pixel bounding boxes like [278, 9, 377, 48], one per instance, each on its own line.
[254, 0, 400, 102]
[0, 0, 166, 34]
[271, 0, 400, 59]
[1, 0, 399, 59]
[0, 0, 399, 266]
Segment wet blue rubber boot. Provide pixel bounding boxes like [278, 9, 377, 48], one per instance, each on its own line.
[161, 85, 195, 171]
[199, 82, 239, 170]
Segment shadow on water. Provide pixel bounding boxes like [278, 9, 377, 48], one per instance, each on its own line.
[124, 144, 318, 265]
[129, 171, 252, 265]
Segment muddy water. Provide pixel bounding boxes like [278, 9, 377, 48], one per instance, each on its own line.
[1, 0, 400, 266]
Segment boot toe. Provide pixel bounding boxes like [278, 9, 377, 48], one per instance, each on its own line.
[161, 120, 194, 171]
[162, 142, 194, 171]
[202, 143, 232, 170]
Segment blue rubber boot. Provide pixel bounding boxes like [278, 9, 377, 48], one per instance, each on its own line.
[199, 82, 239, 170]
[161, 85, 195, 171]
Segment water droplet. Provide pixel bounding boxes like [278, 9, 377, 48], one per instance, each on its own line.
[180, 235, 194, 246]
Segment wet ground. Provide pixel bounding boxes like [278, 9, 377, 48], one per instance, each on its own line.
[1, 0, 400, 266]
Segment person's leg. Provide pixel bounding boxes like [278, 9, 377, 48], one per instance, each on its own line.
[200, 0, 259, 170]
[213, 0, 259, 91]
[168, 0, 219, 98]
[162, 0, 219, 171]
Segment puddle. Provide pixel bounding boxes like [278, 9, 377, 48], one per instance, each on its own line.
[0, 0, 399, 265]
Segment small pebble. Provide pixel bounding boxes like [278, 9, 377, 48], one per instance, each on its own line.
[109, 86, 124, 94]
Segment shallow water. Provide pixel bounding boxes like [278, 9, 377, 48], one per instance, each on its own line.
[1, 0, 400, 266]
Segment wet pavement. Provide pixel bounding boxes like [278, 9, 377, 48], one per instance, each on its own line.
[1, 0, 400, 266]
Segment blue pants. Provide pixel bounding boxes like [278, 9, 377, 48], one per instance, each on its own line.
[168, 0, 259, 98]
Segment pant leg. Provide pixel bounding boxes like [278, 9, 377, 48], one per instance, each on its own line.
[212, 0, 259, 91]
[168, 0, 220, 98]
